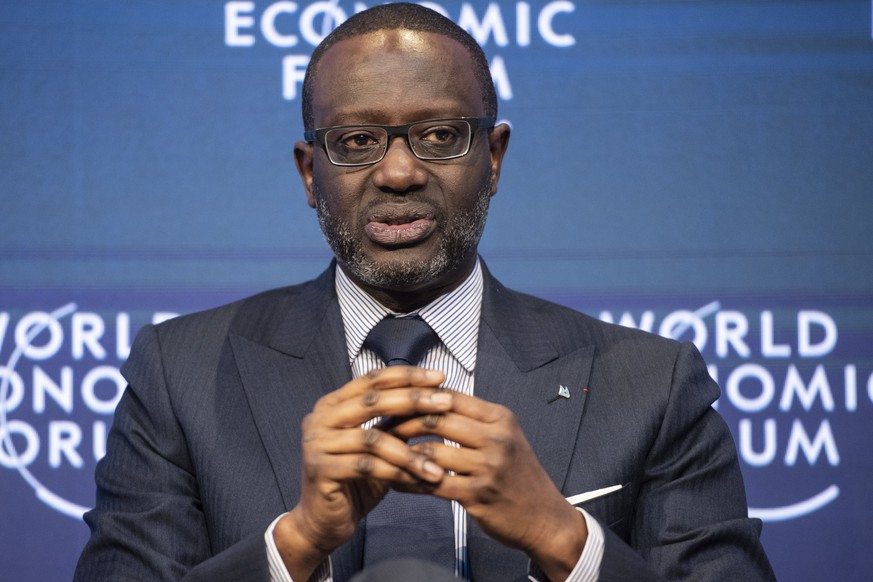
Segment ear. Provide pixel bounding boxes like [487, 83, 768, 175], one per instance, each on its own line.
[487, 123, 511, 197]
[294, 140, 316, 208]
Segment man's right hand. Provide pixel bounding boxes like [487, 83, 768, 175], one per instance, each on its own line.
[272, 366, 452, 581]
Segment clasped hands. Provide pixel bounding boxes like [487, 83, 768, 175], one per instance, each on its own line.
[274, 366, 587, 581]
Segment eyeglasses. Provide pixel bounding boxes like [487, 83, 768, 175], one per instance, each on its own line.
[304, 117, 495, 167]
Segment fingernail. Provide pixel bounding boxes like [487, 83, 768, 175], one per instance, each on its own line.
[430, 391, 452, 406]
[424, 369, 443, 381]
[423, 460, 444, 478]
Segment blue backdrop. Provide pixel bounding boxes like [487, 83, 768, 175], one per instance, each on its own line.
[2, 1, 872, 579]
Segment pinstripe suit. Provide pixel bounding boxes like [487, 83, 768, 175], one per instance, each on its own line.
[75, 263, 774, 581]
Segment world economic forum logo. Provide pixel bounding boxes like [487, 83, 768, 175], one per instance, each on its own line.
[224, 0, 579, 102]
[0, 303, 175, 519]
[2, 299, 865, 522]
[599, 300, 866, 522]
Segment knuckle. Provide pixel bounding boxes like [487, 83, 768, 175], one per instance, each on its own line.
[410, 441, 436, 461]
[362, 428, 381, 448]
[483, 454, 504, 475]
[301, 412, 319, 433]
[472, 478, 500, 504]
[492, 403, 514, 422]
[422, 413, 442, 429]
[303, 463, 319, 481]
[302, 451, 324, 479]
[318, 393, 342, 409]
[489, 431, 517, 456]
[362, 390, 380, 407]
[419, 441, 435, 459]
[355, 455, 374, 475]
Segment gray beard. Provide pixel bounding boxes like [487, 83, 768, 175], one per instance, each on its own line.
[313, 181, 491, 290]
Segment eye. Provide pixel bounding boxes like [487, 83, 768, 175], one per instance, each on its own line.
[419, 125, 462, 145]
[336, 129, 381, 151]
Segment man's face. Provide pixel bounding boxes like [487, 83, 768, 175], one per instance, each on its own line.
[295, 30, 510, 300]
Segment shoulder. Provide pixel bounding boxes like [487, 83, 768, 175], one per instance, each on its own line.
[126, 272, 331, 374]
[491, 281, 715, 403]
[510, 288, 719, 407]
[153, 284, 307, 345]
[494, 281, 682, 361]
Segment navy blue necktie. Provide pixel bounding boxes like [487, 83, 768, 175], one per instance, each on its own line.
[362, 316, 455, 571]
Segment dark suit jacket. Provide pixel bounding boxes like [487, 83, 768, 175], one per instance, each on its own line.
[75, 264, 774, 581]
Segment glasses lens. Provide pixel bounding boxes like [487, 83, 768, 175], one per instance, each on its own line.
[324, 127, 388, 165]
[409, 120, 472, 160]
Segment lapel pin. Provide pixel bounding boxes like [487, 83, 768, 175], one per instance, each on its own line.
[548, 385, 572, 403]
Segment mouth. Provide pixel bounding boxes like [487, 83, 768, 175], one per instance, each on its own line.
[364, 203, 437, 247]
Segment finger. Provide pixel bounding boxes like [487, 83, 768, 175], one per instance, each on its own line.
[308, 387, 454, 429]
[403, 472, 474, 505]
[440, 391, 506, 423]
[314, 367, 445, 411]
[307, 452, 410, 483]
[309, 451, 445, 485]
[309, 427, 447, 482]
[408, 440, 486, 475]
[411, 471, 523, 510]
[390, 409, 507, 449]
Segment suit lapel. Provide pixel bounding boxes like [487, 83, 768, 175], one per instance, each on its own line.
[468, 270, 594, 579]
[230, 267, 351, 510]
[228, 266, 365, 579]
[476, 271, 594, 491]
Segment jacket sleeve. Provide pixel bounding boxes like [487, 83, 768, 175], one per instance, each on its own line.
[598, 341, 775, 581]
[74, 324, 270, 581]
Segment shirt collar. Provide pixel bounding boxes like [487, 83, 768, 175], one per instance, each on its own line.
[335, 260, 484, 372]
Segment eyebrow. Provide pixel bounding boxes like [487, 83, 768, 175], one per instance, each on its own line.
[325, 109, 386, 126]
[323, 107, 470, 127]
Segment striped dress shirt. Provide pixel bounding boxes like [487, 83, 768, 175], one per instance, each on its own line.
[266, 260, 603, 581]
[336, 260, 483, 579]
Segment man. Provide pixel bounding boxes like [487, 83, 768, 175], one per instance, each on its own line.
[75, 4, 774, 581]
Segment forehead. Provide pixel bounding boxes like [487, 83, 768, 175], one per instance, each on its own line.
[311, 30, 484, 127]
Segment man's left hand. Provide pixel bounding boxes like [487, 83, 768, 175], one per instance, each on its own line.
[390, 392, 588, 581]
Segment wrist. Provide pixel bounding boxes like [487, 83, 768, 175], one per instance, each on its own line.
[273, 510, 331, 581]
[528, 505, 588, 581]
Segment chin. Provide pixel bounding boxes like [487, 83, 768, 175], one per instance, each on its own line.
[350, 250, 454, 290]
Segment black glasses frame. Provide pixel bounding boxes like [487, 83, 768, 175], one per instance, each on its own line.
[304, 117, 496, 167]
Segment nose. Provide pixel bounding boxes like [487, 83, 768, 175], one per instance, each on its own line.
[370, 136, 428, 194]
